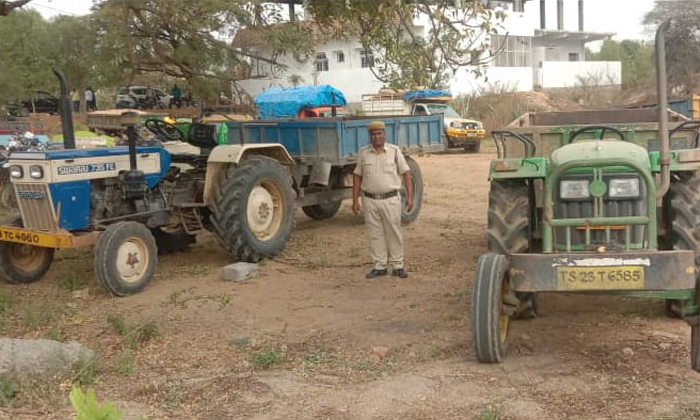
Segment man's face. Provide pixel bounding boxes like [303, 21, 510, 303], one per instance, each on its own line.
[370, 129, 386, 149]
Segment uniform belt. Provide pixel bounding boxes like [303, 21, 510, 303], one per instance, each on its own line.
[363, 190, 399, 200]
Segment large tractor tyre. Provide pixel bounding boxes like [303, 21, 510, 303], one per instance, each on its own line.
[666, 172, 700, 319]
[0, 241, 54, 284]
[486, 179, 536, 319]
[472, 253, 514, 363]
[302, 201, 342, 221]
[151, 226, 196, 255]
[210, 156, 295, 262]
[401, 156, 423, 224]
[95, 221, 158, 297]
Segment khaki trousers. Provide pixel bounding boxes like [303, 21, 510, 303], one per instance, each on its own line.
[363, 195, 404, 270]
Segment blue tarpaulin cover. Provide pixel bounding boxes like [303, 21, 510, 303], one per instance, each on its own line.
[254, 85, 347, 119]
[401, 89, 452, 101]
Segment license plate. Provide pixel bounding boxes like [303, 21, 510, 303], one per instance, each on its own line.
[557, 266, 645, 290]
[467, 132, 476, 137]
[0, 226, 71, 248]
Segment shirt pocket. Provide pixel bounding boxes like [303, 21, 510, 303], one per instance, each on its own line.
[362, 162, 374, 176]
[381, 155, 397, 175]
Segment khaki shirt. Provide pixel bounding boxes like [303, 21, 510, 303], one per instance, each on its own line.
[353, 143, 410, 194]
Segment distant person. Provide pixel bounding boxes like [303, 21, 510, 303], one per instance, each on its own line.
[90, 88, 97, 110]
[145, 87, 158, 109]
[170, 84, 182, 108]
[84, 87, 95, 112]
[70, 89, 80, 112]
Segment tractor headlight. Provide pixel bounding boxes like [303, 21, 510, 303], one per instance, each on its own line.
[9, 165, 23, 179]
[29, 165, 43, 179]
[560, 179, 590, 199]
[609, 178, 640, 198]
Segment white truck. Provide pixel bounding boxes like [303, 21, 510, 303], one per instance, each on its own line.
[361, 91, 485, 153]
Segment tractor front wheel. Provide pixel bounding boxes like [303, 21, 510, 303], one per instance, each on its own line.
[0, 242, 54, 284]
[472, 253, 514, 363]
[95, 222, 157, 296]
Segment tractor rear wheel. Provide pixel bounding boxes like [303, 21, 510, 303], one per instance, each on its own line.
[0, 242, 54, 284]
[487, 179, 536, 319]
[209, 156, 295, 262]
[472, 253, 513, 363]
[666, 172, 700, 321]
[95, 221, 157, 296]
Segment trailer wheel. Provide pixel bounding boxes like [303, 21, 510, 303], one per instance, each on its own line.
[151, 226, 196, 255]
[666, 172, 700, 319]
[95, 221, 157, 296]
[401, 157, 423, 224]
[302, 201, 342, 221]
[487, 179, 536, 319]
[0, 241, 54, 284]
[472, 253, 512, 363]
[210, 156, 295, 262]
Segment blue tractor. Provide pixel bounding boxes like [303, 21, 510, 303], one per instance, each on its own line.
[0, 69, 298, 296]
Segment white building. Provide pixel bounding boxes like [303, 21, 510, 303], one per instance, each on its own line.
[235, 0, 621, 103]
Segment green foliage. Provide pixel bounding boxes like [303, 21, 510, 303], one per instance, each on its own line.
[0, 292, 13, 313]
[586, 39, 654, 88]
[72, 358, 100, 385]
[303, 350, 333, 365]
[252, 349, 283, 369]
[228, 337, 250, 348]
[106, 313, 159, 349]
[69, 387, 123, 420]
[0, 376, 19, 406]
[475, 402, 503, 420]
[60, 270, 88, 291]
[22, 305, 55, 330]
[115, 351, 134, 375]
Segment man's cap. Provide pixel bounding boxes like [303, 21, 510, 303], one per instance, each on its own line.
[367, 120, 386, 132]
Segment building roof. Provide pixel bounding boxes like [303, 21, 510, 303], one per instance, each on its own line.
[534, 29, 613, 44]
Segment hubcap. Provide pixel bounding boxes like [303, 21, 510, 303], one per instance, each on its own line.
[246, 181, 284, 240]
[10, 244, 45, 272]
[116, 237, 148, 283]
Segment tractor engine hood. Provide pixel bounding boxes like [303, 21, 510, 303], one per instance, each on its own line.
[550, 140, 651, 171]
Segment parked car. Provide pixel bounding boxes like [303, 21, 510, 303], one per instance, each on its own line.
[7, 91, 60, 116]
[115, 86, 171, 109]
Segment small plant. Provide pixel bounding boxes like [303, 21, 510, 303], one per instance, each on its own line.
[72, 358, 99, 385]
[303, 350, 332, 365]
[46, 325, 65, 341]
[70, 387, 122, 420]
[59, 270, 88, 291]
[115, 351, 134, 375]
[252, 349, 283, 369]
[476, 402, 503, 420]
[107, 314, 160, 349]
[0, 376, 18, 406]
[106, 313, 129, 336]
[22, 305, 54, 330]
[228, 337, 250, 348]
[0, 292, 13, 313]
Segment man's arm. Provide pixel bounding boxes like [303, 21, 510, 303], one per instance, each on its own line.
[352, 174, 362, 215]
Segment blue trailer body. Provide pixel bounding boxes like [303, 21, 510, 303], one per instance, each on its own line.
[221, 115, 445, 163]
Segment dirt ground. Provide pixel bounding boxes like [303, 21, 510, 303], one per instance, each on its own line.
[2, 150, 700, 420]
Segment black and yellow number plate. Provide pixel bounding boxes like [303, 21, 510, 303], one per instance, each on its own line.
[0, 226, 73, 248]
[557, 266, 645, 290]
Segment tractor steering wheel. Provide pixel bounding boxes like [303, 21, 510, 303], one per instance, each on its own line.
[144, 119, 184, 142]
[569, 125, 626, 142]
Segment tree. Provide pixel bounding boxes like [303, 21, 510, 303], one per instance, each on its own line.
[643, 0, 700, 95]
[90, 0, 315, 102]
[586, 39, 654, 88]
[306, 0, 505, 90]
[0, 0, 32, 16]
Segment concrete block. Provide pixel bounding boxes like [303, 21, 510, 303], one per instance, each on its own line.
[223, 262, 259, 282]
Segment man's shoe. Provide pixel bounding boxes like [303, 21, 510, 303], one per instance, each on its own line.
[365, 269, 387, 279]
[392, 268, 408, 278]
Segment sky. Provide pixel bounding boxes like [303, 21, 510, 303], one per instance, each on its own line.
[27, 0, 658, 41]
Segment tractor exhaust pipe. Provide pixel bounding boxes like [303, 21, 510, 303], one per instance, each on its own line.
[655, 20, 670, 200]
[51, 67, 76, 150]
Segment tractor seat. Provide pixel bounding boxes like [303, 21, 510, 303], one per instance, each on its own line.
[187, 123, 220, 149]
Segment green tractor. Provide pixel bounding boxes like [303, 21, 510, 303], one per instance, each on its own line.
[471, 21, 700, 370]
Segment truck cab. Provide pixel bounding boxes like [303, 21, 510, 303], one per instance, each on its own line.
[410, 102, 484, 152]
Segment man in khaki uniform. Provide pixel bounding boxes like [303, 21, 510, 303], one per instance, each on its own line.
[352, 120, 413, 278]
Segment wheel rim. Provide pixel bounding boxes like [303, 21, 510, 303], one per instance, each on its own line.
[10, 244, 47, 273]
[115, 236, 150, 283]
[500, 275, 510, 344]
[247, 180, 284, 241]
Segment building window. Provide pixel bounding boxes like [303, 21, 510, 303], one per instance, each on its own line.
[360, 50, 374, 68]
[335, 51, 345, 63]
[315, 52, 329, 72]
[569, 52, 579, 62]
[491, 35, 532, 67]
